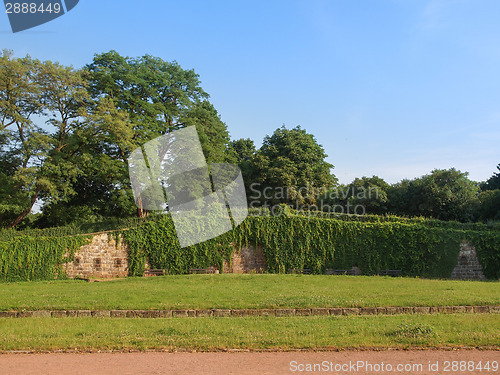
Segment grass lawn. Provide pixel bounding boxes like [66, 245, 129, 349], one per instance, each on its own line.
[0, 274, 498, 311]
[0, 314, 498, 351]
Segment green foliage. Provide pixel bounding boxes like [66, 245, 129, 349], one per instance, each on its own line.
[481, 163, 500, 191]
[0, 215, 161, 240]
[387, 168, 480, 222]
[477, 189, 500, 221]
[235, 215, 464, 278]
[120, 212, 500, 279]
[1, 208, 498, 282]
[467, 230, 500, 279]
[320, 176, 391, 215]
[121, 215, 235, 276]
[0, 51, 88, 228]
[248, 125, 337, 206]
[0, 235, 89, 281]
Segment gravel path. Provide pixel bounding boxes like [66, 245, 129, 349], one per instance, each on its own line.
[0, 350, 498, 375]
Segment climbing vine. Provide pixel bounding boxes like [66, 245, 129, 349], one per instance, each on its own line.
[1, 210, 498, 281]
[0, 235, 90, 281]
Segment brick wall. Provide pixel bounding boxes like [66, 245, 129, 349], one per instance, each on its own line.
[223, 244, 267, 273]
[64, 233, 129, 278]
[64, 234, 486, 280]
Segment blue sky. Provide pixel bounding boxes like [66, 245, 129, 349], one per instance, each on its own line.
[2, 0, 499, 184]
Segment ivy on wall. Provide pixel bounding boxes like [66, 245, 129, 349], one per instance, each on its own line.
[0, 235, 89, 281]
[0, 210, 498, 282]
[121, 215, 235, 276]
[122, 212, 500, 279]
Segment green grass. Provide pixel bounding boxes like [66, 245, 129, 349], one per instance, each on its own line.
[0, 314, 498, 351]
[0, 275, 498, 311]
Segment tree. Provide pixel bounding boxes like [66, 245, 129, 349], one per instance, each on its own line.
[85, 51, 234, 217]
[481, 164, 500, 191]
[0, 51, 88, 228]
[477, 190, 500, 221]
[388, 168, 479, 222]
[346, 176, 390, 215]
[231, 138, 256, 163]
[249, 125, 336, 207]
[183, 100, 235, 164]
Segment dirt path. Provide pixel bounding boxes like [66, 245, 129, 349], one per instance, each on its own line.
[0, 350, 498, 375]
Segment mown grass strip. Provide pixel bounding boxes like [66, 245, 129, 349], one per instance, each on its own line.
[0, 275, 498, 311]
[0, 314, 498, 351]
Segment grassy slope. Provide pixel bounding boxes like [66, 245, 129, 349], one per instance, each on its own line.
[0, 315, 498, 351]
[0, 275, 498, 311]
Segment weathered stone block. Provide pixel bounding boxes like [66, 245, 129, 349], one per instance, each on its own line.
[172, 310, 189, 318]
[78, 310, 92, 317]
[196, 310, 212, 317]
[360, 307, 377, 315]
[413, 307, 431, 314]
[329, 308, 342, 316]
[92, 310, 110, 318]
[17, 311, 33, 318]
[342, 308, 360, 315]
[490, 306, 500, 313]
[0, 311, 17, 318]
[311, 308, 330, 316]
[385, 307, 401, 315]
[438, 306, 454, 314]
[33, 310, 51, 318]
[473, 306, 489, 313]
[212, 309, 231, 317]
[295, 309, 312, 316]
[159, 310, 173, 318]
[275, 309, 295, 317]
[376, 307, 387, 315]
[110, 310, 127, 318]
[51, 310, 67, 318]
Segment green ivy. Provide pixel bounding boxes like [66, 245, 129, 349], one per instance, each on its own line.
[121, 215, 235, 276]
[0, 235, 90, 281]
[1, 211, 498, 282]
[121, 209, 499, 279]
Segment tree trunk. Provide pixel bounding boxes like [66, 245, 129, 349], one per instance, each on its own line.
[9, 187, 40, 228]
[136, 196, 148, 218]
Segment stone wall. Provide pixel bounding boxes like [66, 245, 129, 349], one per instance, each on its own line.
[224, 244, 267, 273]
[64, 234, 487, 280]
[64, 233, 129, 279]
[451, 241, 486, 280]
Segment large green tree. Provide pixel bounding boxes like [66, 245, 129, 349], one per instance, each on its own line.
[248, 125, 336, 207]
[0, 51, 89, 228]
[83, 51, 234, 218]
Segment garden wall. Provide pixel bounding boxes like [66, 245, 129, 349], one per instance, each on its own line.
[63, 233, 486, 280]
[64, 233, 129, 279]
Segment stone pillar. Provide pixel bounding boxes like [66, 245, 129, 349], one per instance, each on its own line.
[451, 241, 486, 280]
